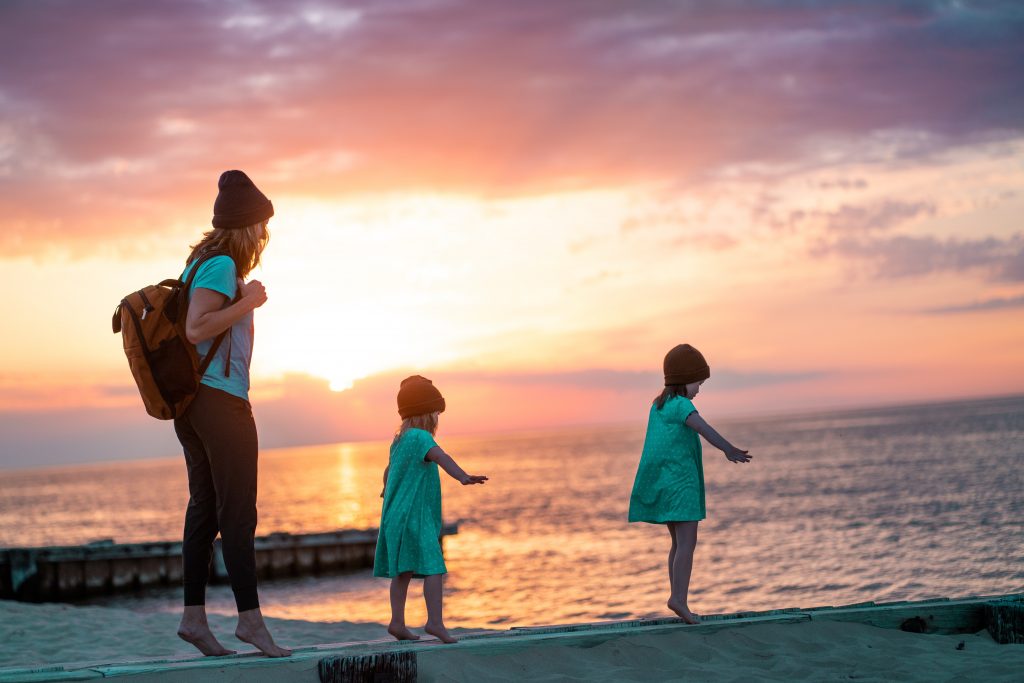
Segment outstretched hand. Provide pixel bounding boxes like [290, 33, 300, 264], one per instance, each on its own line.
[724, 447, 751, 463]
[460, 474, 488, 485]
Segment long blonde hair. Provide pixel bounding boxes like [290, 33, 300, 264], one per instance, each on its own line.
[186, 221, 270, 279]
[393, 412, 439, 445]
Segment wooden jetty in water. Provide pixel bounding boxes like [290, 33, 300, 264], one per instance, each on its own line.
[0, 523, 458, 602]
[0, 593, 1020, 682]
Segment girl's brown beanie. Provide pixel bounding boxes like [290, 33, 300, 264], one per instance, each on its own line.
[663, 344, 710, 386]
[212, 170, 274, 229]
[397, 375, 446, 419]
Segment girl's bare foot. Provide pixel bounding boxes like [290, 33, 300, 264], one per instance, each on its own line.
[178, 608, 236, 656]
[387, 622, 421, 641]
[235, 608, 292, 658]
[667, 599, 701, 624]
[424, 621, 458, 644]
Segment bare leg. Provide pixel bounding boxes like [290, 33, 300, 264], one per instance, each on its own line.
[388, 572, 420, 640]
[667, 523, 678, 590]
[235, 608, 291, 657]
[666, 521, 701, 624]
[423, 574, 457, 643]
[177, 605, 236, 656]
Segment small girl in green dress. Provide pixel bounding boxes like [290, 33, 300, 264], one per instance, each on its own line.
[374, 375, 488, 644]
[628, 344, 752, 624]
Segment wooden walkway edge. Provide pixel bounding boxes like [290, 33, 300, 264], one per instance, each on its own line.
[0, 593, 1020, 682]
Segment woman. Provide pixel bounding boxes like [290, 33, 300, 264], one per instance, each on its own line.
[173, 170, 289, 658]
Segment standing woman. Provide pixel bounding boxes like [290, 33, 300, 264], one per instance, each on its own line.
[174, 170, 290, 658]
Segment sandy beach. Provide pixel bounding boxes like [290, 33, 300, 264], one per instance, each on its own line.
[2, 599, 1023, 682]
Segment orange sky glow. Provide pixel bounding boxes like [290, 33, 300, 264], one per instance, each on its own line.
[1, 1, 1022, 467]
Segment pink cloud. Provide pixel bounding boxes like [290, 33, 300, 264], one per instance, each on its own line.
[1, 1, 1022, 251]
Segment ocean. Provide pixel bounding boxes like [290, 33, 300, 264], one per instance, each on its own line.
[1, 394, 1022, 629]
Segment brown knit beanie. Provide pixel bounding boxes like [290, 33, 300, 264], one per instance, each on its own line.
[212, 170, 274, 229]
[663, 344, 710, 386]
[397, 375, 446, 419]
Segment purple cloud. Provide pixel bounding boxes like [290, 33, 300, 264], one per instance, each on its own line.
[1, 1, 1022, 250]
[923, 294, 1024, 314]
[766, 200, 937, 234]
[822, 232, 1024, 280]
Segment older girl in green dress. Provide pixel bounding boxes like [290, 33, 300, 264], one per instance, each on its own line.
[374, 375, 487, 643]
[628, 344, 752, 624]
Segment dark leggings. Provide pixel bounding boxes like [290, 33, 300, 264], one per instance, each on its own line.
[174, 384, 260, 612]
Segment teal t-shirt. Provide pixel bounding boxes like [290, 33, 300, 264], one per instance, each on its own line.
[181, 255, 254, 402]
[374, 428, 447, 578]
[628, 395, 706, 523]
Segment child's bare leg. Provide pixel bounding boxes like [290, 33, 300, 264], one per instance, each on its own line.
[178, 605, 236, 656]
[667, 523, 678, 589]
[423, 574, 457, 643]
[388, 572, 420, 640]
[666, 521, 701, 624]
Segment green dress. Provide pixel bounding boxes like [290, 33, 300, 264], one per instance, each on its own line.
[628, 395, 706, 523]
[374, 428, 447, 578]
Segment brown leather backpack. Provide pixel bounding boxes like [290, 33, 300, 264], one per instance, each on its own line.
[112, 251, 230, 419]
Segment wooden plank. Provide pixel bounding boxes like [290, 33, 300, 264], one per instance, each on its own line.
[318, 651, 416, 683]
[0, 665, 103, 683]
[805, 597, 989, 634]
[0, 672, 102, 683]
[985, 602, 1024, 644]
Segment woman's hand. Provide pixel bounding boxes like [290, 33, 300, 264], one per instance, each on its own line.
[459, 474, 488, 485]
[240, 279, 268, 309]
[724, 446, 751, 464]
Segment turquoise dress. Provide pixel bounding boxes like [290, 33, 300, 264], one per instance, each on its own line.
[628, 396, 706, 523]
[374, 428, 447, 578]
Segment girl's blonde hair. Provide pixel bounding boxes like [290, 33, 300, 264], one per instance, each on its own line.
[186, 221, 270, 279]
[393, 412, 439, 445]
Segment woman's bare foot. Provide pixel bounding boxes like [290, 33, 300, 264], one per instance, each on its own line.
[235, 608, 292, 658]
[667, 598, 701, 624]
[424, 621, 458, 644]
[178, 607, 236, 656]
[387, 622, 421, 641]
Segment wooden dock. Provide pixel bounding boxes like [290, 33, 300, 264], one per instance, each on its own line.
[0, 523, 458, 602]
[0, 593, 1020, 682]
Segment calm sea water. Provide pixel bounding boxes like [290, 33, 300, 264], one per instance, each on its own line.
[2, 395, 1022, 629]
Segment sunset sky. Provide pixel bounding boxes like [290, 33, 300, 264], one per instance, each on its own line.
[1, 1, 1022, 467]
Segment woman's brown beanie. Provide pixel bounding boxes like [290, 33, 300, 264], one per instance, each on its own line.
[397, 375, 446, 419]
[663, 344, 710, 386]
[212, 170, 274, 229]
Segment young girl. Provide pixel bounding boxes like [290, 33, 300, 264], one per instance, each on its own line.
[628, 344, 751, 624]
[374, 375, 488, 644]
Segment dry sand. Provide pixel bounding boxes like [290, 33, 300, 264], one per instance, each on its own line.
[2, 600, 1022, 681]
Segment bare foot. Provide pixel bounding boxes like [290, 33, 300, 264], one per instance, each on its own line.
[424, 621, 458, 644]
[667, 599, 701, 624]
[236, 608, 292, 658]
[177, 616, 236, 657]
[387, 622, 421, 641]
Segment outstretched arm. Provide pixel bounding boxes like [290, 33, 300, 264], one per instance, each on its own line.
[425, 446, 488, 485]
[685, 412, 752, 463]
